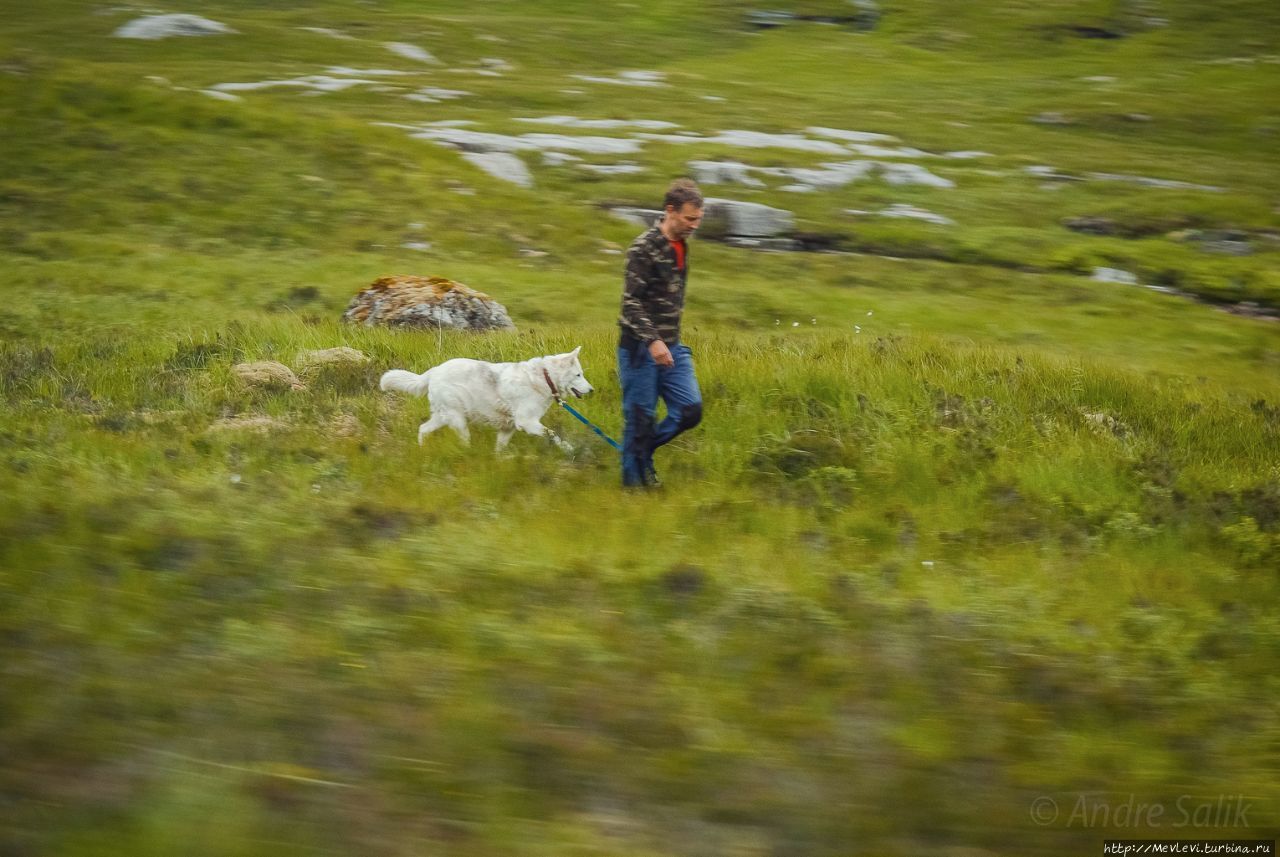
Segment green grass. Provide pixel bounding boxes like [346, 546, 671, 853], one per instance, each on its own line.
[2, 1, 1279, 854]
[4, 324, 1278, 855]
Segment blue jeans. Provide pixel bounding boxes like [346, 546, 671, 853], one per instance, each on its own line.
[618, 341, 703, 486]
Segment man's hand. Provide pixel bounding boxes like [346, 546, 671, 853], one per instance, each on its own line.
[648, 339, 674, 368]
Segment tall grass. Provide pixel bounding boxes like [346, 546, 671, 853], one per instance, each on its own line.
[2, 0, 1280, 853]
[2, 321, 1277, 854]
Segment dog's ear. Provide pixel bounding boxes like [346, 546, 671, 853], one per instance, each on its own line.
[569, 346, 581, 359]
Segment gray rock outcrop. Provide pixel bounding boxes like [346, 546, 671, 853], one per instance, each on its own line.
[296, 347, 370, 376]
[880, 163, 955, 188]
[689, 159, 952, 191]
[384, 42, 439, 64]
[233, 362, 306, 392]
[847, 204, 955, 225]
[690, 160, 764, 187]
[461, 152, 533, 188]
[1092, 267, 1139, 285]
[115, 14, 237, 40]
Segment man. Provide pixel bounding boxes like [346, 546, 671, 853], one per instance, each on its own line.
[617, 178, 705, 488]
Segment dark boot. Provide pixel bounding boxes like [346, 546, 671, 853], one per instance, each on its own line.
[643, 459, 662, 488]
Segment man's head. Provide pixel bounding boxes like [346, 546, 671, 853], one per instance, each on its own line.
[661, 178, 704, 241]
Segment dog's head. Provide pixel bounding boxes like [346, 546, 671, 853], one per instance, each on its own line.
[550, 346, 593, 399]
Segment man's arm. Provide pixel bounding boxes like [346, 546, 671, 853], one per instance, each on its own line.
[621, 243, 675, 367]
[621, 247, 659, 344]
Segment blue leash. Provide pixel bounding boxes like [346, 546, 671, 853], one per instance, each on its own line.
[558, 401, 621, 451]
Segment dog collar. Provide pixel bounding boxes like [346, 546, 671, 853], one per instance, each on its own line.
[541, 366, 561, 401]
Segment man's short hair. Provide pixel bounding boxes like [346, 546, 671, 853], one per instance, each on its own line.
[663, 178, 703, 211]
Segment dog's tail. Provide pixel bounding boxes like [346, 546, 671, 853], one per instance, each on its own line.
[379, 368, 432, 397]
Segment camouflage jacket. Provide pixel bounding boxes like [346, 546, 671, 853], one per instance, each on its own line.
[618, 223, 688, 346]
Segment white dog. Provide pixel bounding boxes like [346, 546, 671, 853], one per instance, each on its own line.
[380, 347, 594, 450]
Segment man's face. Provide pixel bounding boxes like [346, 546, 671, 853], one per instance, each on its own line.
[665, 202, 704, 240]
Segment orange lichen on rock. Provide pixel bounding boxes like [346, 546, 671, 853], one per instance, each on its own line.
[367, 275, 490, 298]
[343, 275, 513, 331]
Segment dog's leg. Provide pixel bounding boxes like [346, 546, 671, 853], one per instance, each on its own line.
[418, 414, 448, 446]
[515, 416, 573, 452]
[495, 427, 515, 452]
[445, 414, 471, 445]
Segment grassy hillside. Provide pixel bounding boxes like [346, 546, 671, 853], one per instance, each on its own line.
[2, 1, 1279, 855]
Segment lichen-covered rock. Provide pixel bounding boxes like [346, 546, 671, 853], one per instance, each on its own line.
[296, 347, 374, 392]
[296, 347, 370, 372]
[232, 361, 306, 391]
[342, 275, 516, 331]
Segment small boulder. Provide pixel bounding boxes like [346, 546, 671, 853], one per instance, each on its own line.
[850, 0, 882, 30]
[700, 198, 795, 238]
[875, 203, 955, 225]
[233, 361, 306, 392]
[296, 347, 370, 373]
[115, 14, 237, 40]
[384, 42, 439, 64]
[1178, 229, 1255, 256]
[1092, 267, 1139, 285]
[342, 275, 516, 331]
[296, 347, 373, 391]
[879, 163, 954, 188]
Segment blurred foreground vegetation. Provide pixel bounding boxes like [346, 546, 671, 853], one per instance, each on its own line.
[2, 0, 1279, 854]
